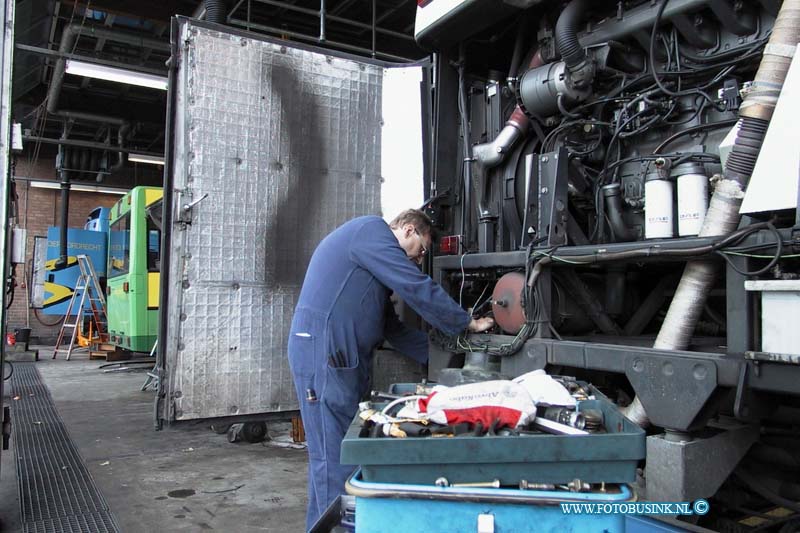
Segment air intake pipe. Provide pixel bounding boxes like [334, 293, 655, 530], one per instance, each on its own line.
[555, 0, 588, 72]
[555, 0, 594, 88]
[622, 0, 800, 428]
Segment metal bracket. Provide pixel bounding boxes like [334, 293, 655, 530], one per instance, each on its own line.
[537, 148, 569, 246]
[625, 354, 718, 431]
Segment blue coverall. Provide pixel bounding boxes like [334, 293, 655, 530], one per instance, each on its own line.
[288, 216, 471, 530]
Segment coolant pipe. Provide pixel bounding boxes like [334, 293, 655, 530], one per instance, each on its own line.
[472, 50, 544, 169]
[622, 0, 800, 428]
[472, 118, 525, 169]
[601, 183, 635, 242]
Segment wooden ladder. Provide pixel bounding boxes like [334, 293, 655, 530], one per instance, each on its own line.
[52, 255, 108, 360]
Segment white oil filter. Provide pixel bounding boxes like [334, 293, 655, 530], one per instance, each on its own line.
[674, 163, 709, 236]
[645, 177, 674, 239]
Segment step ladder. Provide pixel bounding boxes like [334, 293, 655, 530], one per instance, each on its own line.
[52, 255, 109, 360]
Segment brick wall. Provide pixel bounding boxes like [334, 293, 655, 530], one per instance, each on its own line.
[8, 157, 162, 343]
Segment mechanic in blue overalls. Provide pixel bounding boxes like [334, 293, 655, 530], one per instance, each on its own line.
[288, 209, 494, 530]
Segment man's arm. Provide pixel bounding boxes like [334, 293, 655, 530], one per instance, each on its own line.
[383, 299, 429, 365]
[349, 220, 473, 336]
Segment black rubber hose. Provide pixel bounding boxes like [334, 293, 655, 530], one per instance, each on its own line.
[602, 185, 636, 242]
[507, 21, 527, 91]
[555, 0, 588, 70]
[204, 0, 228, 24]
[725, 116, 770, 186]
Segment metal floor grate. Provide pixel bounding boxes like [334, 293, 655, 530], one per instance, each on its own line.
[11, 363, 120, 533]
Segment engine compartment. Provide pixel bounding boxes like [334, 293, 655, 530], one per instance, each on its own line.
[419, 0, 800, 529]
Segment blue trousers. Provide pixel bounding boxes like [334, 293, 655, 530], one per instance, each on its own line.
[288, 310, 363, 531]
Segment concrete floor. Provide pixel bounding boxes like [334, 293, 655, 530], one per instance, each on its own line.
[0, 348, 308, 532]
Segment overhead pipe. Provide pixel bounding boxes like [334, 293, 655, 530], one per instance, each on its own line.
[47, 22, 170, 116]
[20, 134, 160, 156]
[622, 0, 800, 428]
[45, 22, 141, 182]
[55, 131, 71, 269]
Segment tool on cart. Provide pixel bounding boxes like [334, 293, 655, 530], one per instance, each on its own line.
[341, 377, 645, 487]
[52, 255, 108, 360]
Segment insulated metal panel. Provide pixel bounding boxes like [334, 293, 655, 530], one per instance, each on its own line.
[164, 20, 387, 420]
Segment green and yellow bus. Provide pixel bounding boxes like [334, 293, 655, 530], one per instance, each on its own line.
[107, 186, 162, 352]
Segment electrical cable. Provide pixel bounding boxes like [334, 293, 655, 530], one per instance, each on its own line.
[717, 222, 784, 276]
[470, 282, 490, 314]
[34, 307, 65, 327]
[458, 251, 470, 308]
[653, 119, 739, 153]
[557, 94, 582, 119]
[648, 0, 727, 107]
[527, 221, 777, 287]
[380, 395, 427, 417]
[678, 32, 771, 64]
[2, 360, 13, 381]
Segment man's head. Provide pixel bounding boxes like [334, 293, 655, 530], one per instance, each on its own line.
[389, 209, 435, 265]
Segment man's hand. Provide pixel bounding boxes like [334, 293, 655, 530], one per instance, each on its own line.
[468, 317, 495, 333]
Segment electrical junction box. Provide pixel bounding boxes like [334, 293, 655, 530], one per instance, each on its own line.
[11, 122, 23, 152]
[745, 280, 800, 356]
[11, 227, 26, 264]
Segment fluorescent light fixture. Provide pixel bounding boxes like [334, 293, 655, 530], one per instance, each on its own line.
[65, 59, 168, 90]
[29, 181, 128, 195]
[128, 153, 165, 166]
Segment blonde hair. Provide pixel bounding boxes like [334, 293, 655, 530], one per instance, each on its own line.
[389, 209, 435, 237]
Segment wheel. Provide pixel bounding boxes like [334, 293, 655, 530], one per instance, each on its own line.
[241, 421, 268, 443]
[210, 424, 232, 434]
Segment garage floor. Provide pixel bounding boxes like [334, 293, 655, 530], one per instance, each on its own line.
[0, 348, 308, 532]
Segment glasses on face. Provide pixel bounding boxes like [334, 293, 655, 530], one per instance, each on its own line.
[414, 229, 428, 257]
